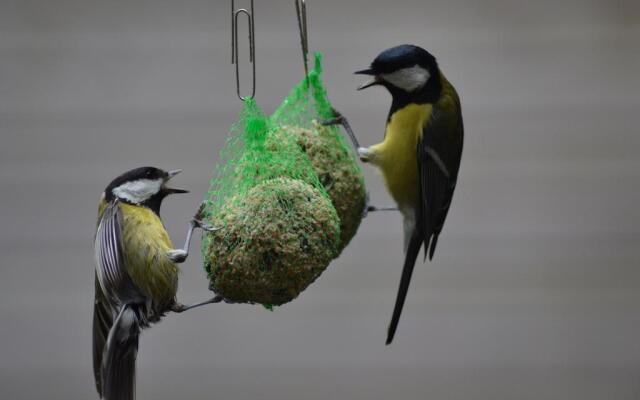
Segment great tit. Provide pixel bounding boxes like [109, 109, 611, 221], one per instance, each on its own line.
[93, 167, 218, 400]
[331, 45, 464, 344]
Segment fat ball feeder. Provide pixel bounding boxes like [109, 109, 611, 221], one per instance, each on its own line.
[200, 1, 366, 307]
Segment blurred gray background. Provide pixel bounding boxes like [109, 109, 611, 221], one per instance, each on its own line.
[1, 0, 639, 399]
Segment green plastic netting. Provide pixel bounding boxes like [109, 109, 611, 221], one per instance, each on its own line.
[201, 53, 366, 306]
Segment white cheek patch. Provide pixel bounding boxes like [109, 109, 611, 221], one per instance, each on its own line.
[112, 179, 163, 204]
[382, 65, 430, 92]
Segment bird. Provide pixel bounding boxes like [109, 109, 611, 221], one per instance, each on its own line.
[93, 166, 218, 400]
[338, 45, 464, 344]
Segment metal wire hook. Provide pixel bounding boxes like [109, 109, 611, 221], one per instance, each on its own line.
[294, 0, 309, 85]
[231, 0, 256, 101]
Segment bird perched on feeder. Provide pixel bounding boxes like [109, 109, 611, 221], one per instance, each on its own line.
[326, 45, 463, 344]
[93, 167, 219, 400]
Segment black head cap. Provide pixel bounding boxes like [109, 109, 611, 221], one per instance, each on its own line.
[104, 166, 187, 214]
[360, 45, 438, 75]
[355, 45, 441, 103]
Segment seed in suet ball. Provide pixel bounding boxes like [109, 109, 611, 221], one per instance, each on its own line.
[203, 177, 340, 306]
[269, 122, 366, 251]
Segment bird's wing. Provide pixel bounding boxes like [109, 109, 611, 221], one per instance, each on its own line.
[387, 93, 464, 344]
[93, 200, 144, 395]
[94, 200, 141, 304]
[419, 97, 464, 260]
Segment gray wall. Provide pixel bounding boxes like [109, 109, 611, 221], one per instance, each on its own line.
[1, 1, 639, 399]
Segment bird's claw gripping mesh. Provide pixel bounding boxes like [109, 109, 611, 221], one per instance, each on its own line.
[201, 53, 366, 307]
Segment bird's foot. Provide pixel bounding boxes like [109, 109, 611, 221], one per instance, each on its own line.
[357, 147, 373, 162]
[192, 218, 218, 232]
[319, 108, 346, 127]
[167, 249, 188, 263]
[320, 108, 361, 151]
[171, 294, 225, 313]
[191, 202, 219, 232]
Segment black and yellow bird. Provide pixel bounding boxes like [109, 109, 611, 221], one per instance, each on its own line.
[345, 45, 464, 344]
[93, 167, 217, 400]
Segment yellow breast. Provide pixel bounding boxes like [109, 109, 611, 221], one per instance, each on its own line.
[370, 103, 432, 209]
[118, 203, 179, 307]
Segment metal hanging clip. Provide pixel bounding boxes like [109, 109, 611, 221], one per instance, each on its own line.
[231, 0, 256, 101]
[294, 0, 309, 85]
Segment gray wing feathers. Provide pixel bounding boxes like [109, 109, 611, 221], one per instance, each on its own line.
[95, 202, 124, 303]
[419, 105, 463, 260]
[94, 201, 141, 304]
[420, 142, 452, 259]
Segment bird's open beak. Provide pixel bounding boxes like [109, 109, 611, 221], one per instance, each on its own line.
[355, 68, 381, 90]
[163, 169, 189, 194]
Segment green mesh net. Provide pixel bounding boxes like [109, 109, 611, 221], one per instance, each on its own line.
[201, 53, 366, 306]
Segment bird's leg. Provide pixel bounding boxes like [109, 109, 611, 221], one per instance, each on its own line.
[362, 191, 398, 218]
[367, 205, 398, 212]
[321, 108, 377, 163]
[167, 202, 219, 263]
[165, 220, 202, 263]
[321, 109, 399, 214]
[322, 109, 395, 215]
[171, 294, 225, 313]
[320, 108, 363, 152]
[363, 204, 398, 218]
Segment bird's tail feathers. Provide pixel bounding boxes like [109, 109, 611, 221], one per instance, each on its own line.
[101, 304, 140, 400]
[427, 234, 439, 261]
[386, 231, 423, 345]
[93, 277, 112, 396]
